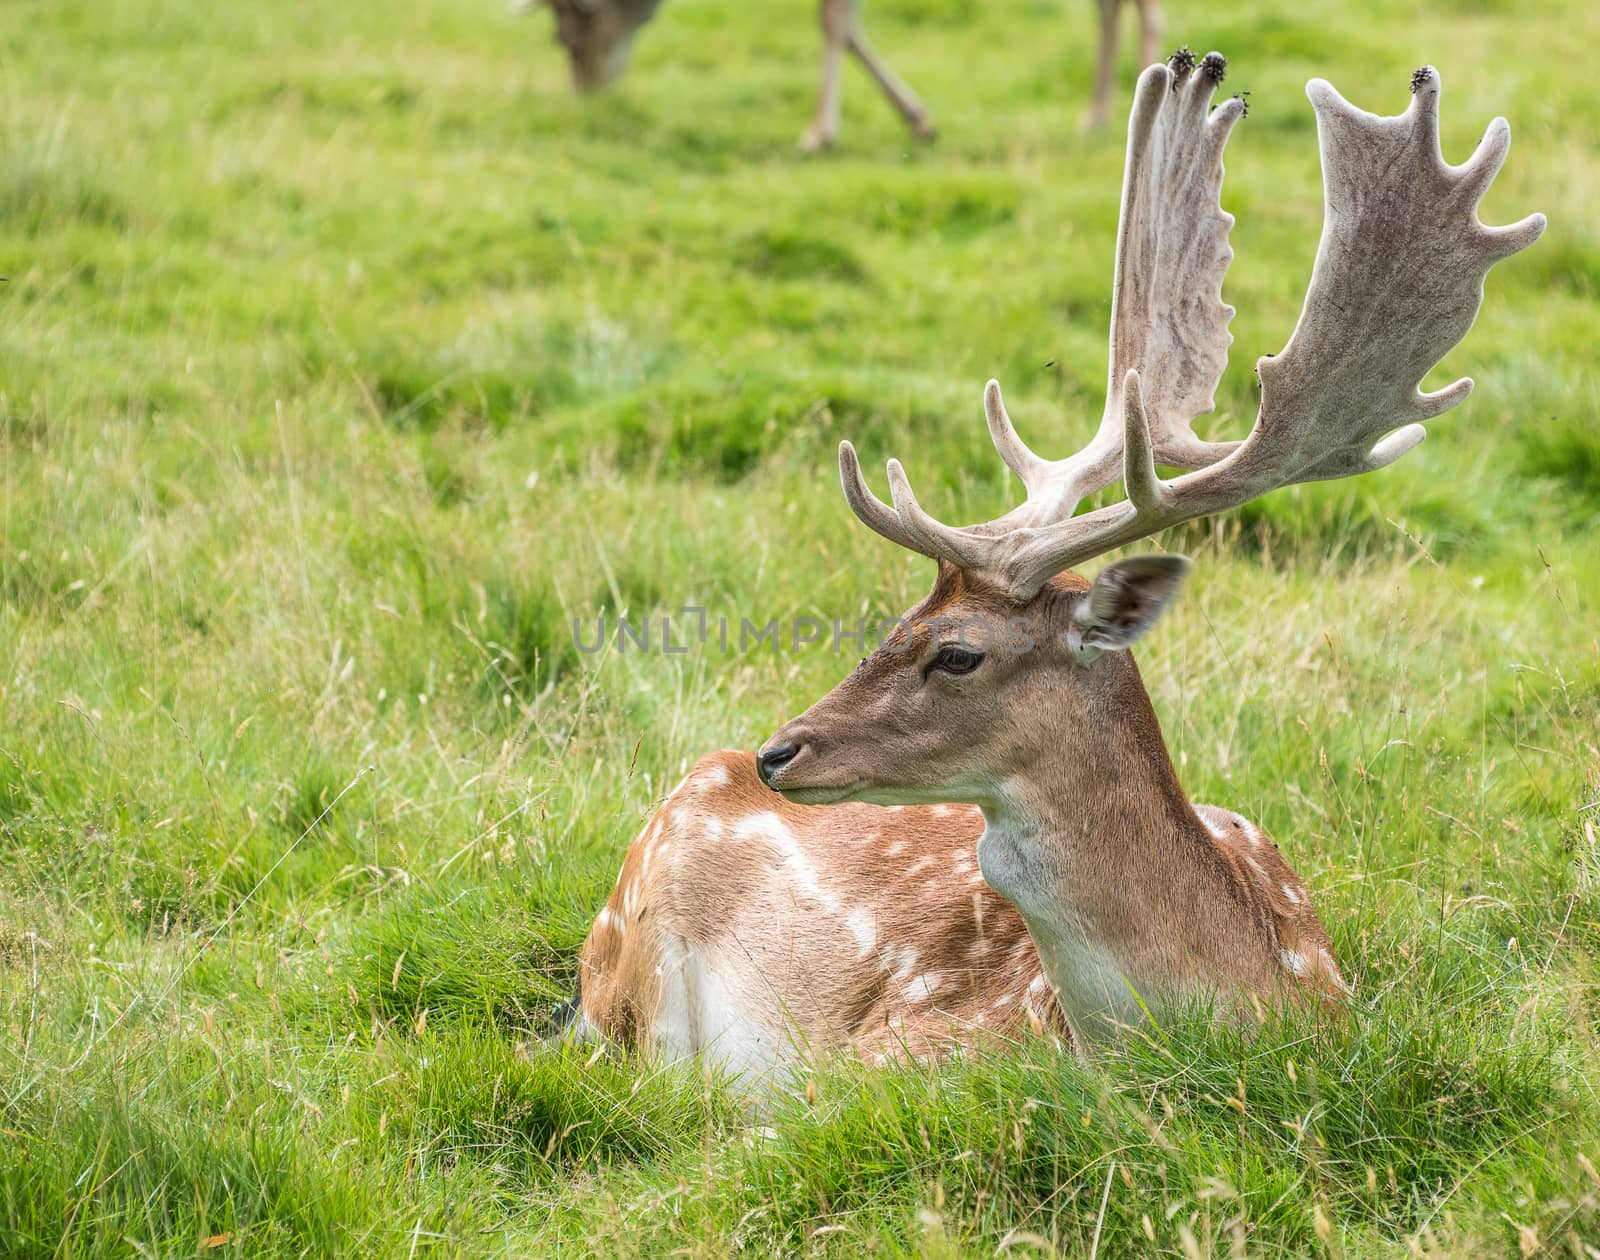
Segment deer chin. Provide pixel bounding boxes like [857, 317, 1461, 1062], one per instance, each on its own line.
[767, 761, 979, 809]
[773, 781, 864, 807]
[764, 752, 962, 805]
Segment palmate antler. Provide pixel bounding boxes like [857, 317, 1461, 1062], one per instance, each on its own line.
[839, 54, 1545, 599]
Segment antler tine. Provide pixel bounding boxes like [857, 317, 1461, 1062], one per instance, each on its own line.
[837, 368, 1139, 577]
[1001, 62, 1544, 596]
[837, 440, 940, 560]
[885, 459, 997, 569]
[983, 380, 1050, 493]
[1119, 371, 1167, 515]
[1458, 114, 1512, 206]
[1481, 212, 1549, 261]
[837, 437, 1008, 571]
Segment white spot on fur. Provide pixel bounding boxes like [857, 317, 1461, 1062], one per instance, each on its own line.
[879, 943, 919, 982]
[906, 856, 938, 876]
[733, 812, 846, 915]
[845, 908, 878, 959]
[699, 763, 731, 789]
[1281, 882, 1302, 906]
[886, 841, 905, 856]
[903, 973, 943, 1003]
[1280, 949, 1311, 978]
[931, 805, 953, 818]
[732, 812, 779, 842]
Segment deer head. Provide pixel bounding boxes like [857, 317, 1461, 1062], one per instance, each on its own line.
[518, 0, 663, 92]
[756, 554, 1188, 811]
[758, 53, 1542, 888]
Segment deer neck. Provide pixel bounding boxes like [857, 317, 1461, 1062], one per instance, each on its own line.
[973, 653, 1233, 1042]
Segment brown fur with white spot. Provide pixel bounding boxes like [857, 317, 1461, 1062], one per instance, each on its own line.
[576, 750, 1060, 1074]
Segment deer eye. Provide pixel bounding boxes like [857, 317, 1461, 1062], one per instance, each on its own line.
[929, 645, 984, 676]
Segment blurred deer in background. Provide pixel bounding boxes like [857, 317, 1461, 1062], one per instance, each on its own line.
[561, 54, 1543, 1079]
[515, 0, 1164, 148]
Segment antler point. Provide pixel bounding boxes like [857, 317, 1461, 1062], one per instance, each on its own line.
[1413, 376, 1474, 420]
[1367, 424, 1428, 470]
[1134, 63, 1172, 108]
[1480, 211, 1547, 258]
[1212, 93, 1247, 128]
[1304, 77, 1339, 109]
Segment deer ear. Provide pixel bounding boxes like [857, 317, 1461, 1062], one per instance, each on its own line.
[1070, 555, 1190, 653]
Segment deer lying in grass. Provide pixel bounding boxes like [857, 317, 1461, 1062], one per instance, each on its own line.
[517, 0, 1164, 148]
[565, 54, 1543, 1076]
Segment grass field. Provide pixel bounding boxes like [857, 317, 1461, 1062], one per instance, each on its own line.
[3, 0, 1599, 1253]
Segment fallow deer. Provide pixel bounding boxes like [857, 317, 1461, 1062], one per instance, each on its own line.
[567, 54, 1543, 1076]
[516, 0, 1164, 149]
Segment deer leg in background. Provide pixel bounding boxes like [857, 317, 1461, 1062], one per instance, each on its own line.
[846, 10, 935, 142]
[1136, 0, 1163, 71]
[1087, 0, 1121, 129]
[801, 0, 852, 151]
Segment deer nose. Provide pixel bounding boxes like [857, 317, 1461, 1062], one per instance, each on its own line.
[756, 743, 800, 786]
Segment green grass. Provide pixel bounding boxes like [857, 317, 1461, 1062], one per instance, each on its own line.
[2, 0, 1599, 1254]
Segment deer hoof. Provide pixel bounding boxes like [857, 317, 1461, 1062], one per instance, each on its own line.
[798, 127, 835, 154]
